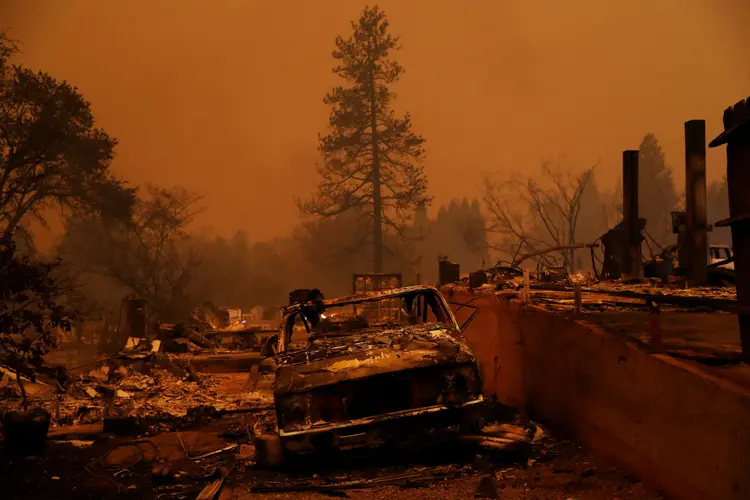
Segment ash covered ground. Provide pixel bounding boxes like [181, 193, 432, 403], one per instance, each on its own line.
[1, 370, 660, 500]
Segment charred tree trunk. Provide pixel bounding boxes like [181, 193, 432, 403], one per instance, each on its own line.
[622, 150, 643, 278]
[370, 68, 383, 273]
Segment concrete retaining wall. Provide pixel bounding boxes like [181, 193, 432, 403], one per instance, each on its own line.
[448, 289, 750, 500]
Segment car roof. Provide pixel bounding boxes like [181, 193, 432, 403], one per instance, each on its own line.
[283, 285, 443, 314]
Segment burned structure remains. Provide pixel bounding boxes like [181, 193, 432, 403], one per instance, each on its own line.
[266, 285, 484, 460]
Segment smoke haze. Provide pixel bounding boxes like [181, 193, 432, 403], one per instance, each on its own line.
[2, 0, 749, 250]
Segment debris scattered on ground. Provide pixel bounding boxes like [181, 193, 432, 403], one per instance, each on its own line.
[0, 288, 665, 499]
[1, 351, 274, 428]
[250, 464, 474, 494]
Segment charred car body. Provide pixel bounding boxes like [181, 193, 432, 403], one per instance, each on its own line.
[267, 285, 484, 456]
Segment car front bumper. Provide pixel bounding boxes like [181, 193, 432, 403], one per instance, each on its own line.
[279, 396, 485, 454]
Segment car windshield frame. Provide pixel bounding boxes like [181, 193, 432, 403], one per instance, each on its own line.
[277, 286, 460, 353]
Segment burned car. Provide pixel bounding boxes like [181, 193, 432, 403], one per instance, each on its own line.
[266, 285, 484, 457]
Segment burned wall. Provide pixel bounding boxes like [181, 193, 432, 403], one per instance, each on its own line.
[450, 288, 750, 500]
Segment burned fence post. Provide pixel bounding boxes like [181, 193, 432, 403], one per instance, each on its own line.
[685, 120, 709, 285]
[622, 150, 643, 279]
[709, 97, 750, 363]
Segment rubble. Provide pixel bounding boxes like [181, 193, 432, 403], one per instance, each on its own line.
[250, 464, 474, 494]
[0, 303, 284, 432]
[119, 373, 154, 391]
[0, 287, 659, 498]
[1, 351, 273, 429]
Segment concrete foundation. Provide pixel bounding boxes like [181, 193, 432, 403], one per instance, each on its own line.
[451, 289, 750, 500]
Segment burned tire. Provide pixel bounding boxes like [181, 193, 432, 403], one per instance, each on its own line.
[254, 434, 284, 468]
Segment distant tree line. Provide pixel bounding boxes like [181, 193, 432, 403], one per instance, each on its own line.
[480, 132, 731, 273]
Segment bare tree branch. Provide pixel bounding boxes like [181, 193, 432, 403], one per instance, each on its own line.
[482, 159, 597, 272]
[58, 185, 203, 323]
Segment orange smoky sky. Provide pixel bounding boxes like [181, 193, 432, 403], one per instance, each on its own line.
[1, 0, 749, 251]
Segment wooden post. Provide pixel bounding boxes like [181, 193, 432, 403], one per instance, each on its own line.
[622, 150, 643, 278]
[685, 120, 709, 285]
[709, 97, 750, 363]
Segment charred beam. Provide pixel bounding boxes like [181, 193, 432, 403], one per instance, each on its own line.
[622, 150, 642, 278]
[685, 120, 708, 285]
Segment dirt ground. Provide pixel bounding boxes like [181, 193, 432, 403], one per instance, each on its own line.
[0, 373, 661, 500]
[0, 425, 660, 500]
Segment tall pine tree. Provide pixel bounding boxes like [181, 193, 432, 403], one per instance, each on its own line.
[638, 134, 678, 248]
[297, 5, 430, 272]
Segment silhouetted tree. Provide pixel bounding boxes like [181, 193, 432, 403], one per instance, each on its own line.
[294, 208, 383, 296]
[573, 171, 610, 268]
[189, 231, 258, 309]
[0, 30, 134, 239]
[638, 133, 678, 248]
[0, 236, 71, 408]
[411, 199, 489, 282]
[291, 204, 424, 295]
[297, 5, 430, 273]
[482, 159, 595, 272]
[58, 186, 202, 323]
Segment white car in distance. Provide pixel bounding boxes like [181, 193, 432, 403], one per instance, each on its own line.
[709, 245, 734, 270]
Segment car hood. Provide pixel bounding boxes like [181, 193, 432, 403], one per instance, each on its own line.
[273, 325, 476, 395]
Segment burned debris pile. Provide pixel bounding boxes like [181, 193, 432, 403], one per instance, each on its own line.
[0, 314, 277, 431]
[0, 282, 662, 498]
